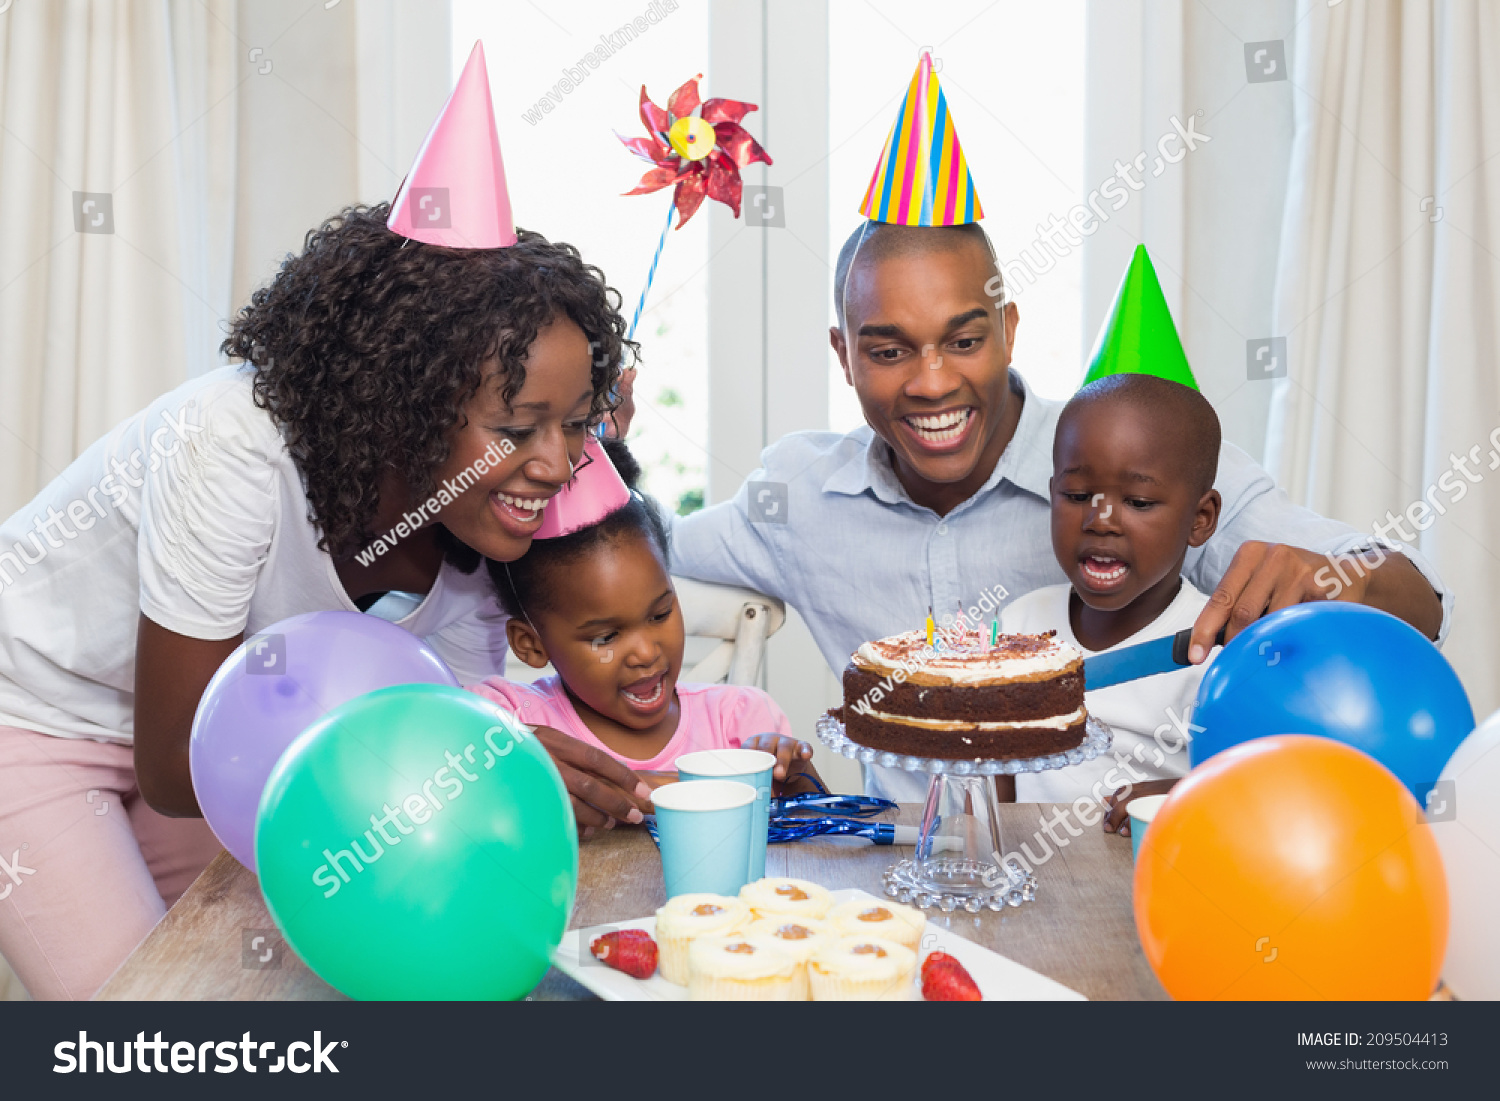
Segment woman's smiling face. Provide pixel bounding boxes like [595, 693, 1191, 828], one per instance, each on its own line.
[435, 316, 597, 563]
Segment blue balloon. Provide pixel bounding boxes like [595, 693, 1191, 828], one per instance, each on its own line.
[1190, 602, 1473, 804]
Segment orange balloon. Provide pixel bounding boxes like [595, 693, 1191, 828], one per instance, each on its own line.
[1134, 734, 1448, 1000]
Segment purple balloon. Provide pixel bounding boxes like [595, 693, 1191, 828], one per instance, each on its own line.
[189, 610, 459, 870]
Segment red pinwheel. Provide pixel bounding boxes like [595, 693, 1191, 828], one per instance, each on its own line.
[620, 75, 772, 227]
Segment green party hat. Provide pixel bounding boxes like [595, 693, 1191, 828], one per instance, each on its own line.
[1082, 244, 1199, 390]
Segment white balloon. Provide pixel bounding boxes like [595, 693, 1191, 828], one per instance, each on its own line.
[1433, 708, 1500, 999]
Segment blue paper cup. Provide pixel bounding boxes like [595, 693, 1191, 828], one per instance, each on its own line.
[652, 779, 757, 898]
[1127, 794, 1169, 861]
[675, 748, 776, 881]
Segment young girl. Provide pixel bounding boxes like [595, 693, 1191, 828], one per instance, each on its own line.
[470, 441, 820, 837]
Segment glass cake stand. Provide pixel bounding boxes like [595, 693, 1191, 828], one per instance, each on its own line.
[815, 713, 1114, 912]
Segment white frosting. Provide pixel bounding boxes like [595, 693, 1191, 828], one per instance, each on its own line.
[689, 935, 797, 979]
[828, 898, 927, 935]
[744, 919, 831, 962]
[656, 893, 749, 937]
[852, 629, 1081, 684]
[855, 705, 1088, 731]
[740, 877, 833, 919]
[810, 935, 917, 980]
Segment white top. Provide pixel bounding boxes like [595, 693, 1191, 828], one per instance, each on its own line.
[1000, 580, 1214, 803]
[852, 627, 1082, 683]
[0, 366, 509, 744]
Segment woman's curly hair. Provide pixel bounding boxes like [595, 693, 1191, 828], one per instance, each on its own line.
[220, 203, 636, 561]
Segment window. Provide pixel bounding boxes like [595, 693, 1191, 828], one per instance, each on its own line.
[454, 0, 711, 515]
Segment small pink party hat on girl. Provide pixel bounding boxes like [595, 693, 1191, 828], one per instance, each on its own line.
[388, 42, 517, 248]
[534, 435, 632, 539]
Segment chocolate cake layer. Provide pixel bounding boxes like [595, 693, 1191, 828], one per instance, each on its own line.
[843, 663, 1083, 724]
[838, 707, 1088, 761]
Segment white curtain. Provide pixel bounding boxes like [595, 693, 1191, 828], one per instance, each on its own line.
[0, 0, 450, 1000]
[1266, 0, 1500, 717]
[0, 0, 451, 519]
[0, 0, 238, 517]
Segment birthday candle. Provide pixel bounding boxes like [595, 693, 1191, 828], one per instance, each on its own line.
[926, 609, 935, 647]
[990, 619, 998, 647]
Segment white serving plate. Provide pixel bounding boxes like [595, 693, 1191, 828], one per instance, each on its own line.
[551, 888, 1087, 1001]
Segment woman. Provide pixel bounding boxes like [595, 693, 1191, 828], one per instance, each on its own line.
[0, 205, 649, 999]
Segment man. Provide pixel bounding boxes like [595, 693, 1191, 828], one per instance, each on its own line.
[670, 221, 1449, 801]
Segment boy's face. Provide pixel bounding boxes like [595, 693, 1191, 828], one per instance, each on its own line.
[513, 531, 686, 732]
[1050, 400, 1219, 612]
[830, 240, 1020, 496]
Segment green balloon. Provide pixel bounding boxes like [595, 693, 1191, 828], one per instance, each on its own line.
[1082, 243, 1200, 391]
[255, 684, 577, 1000]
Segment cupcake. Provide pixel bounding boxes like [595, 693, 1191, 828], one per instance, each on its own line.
[687, 935, 799, 1001]
[744, 917, 831, 1001]
[654, 894, 750, 985]
[827, 898, 926, 951]
[808, 936, 917, 1001]
[740, 877, 834, 921]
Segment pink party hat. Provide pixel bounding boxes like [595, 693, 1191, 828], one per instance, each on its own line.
[534, 435, 632, 539]
[388, 42, 517, 248]
[859, 51, 983, 226]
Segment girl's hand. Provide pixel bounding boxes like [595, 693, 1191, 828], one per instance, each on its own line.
[1101, 778, 1178, 836]
[741, 734, 820, 796]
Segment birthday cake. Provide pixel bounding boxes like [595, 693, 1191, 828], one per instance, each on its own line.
[839, 628, 1087, 760]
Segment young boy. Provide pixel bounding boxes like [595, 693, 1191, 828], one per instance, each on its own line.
[1000, 373, 1222, 826]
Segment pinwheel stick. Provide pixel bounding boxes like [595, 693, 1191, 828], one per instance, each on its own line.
[629, 202, 676, 340]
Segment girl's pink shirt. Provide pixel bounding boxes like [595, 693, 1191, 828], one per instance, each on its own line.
[466, 675, 793, 771]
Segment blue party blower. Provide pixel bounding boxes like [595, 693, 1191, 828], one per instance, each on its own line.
[1084, 627, 1225, 689]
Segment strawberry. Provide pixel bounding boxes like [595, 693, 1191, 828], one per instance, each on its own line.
[921, 951, 981, 1001]
[590, 929, 658, 980]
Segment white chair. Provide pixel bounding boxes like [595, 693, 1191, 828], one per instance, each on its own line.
[500, 576, 785, 687]
[672, 577, 785, 686]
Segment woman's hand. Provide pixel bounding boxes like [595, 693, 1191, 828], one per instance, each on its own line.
[634, 769, 679, 791]
[604, 367, 637, 438]
[1101, 778, 1178, 836]
[741, 734, 821, 796]
[529, 725, 654, 839]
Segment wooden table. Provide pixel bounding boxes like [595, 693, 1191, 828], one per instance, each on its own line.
[97, 803, 1166, 1001]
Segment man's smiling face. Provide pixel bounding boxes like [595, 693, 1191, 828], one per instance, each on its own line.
[830, 227, 1020, 513]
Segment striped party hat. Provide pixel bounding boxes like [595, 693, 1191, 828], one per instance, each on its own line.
[858, 52, 983, 226]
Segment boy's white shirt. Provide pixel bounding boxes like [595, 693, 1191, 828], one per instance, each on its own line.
[1000, 579, 1213, 803]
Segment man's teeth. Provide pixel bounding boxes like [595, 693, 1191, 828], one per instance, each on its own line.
[906, 409, 972, 442]
[498, 492, 548, 515]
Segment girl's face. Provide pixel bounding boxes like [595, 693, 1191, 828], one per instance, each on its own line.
[436, 316, 597, 562]
[522, 531, 686, 732]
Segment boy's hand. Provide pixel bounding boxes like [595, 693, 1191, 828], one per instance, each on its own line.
[1101, 778, 1178, 836]
[741, 734, 821, 796]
